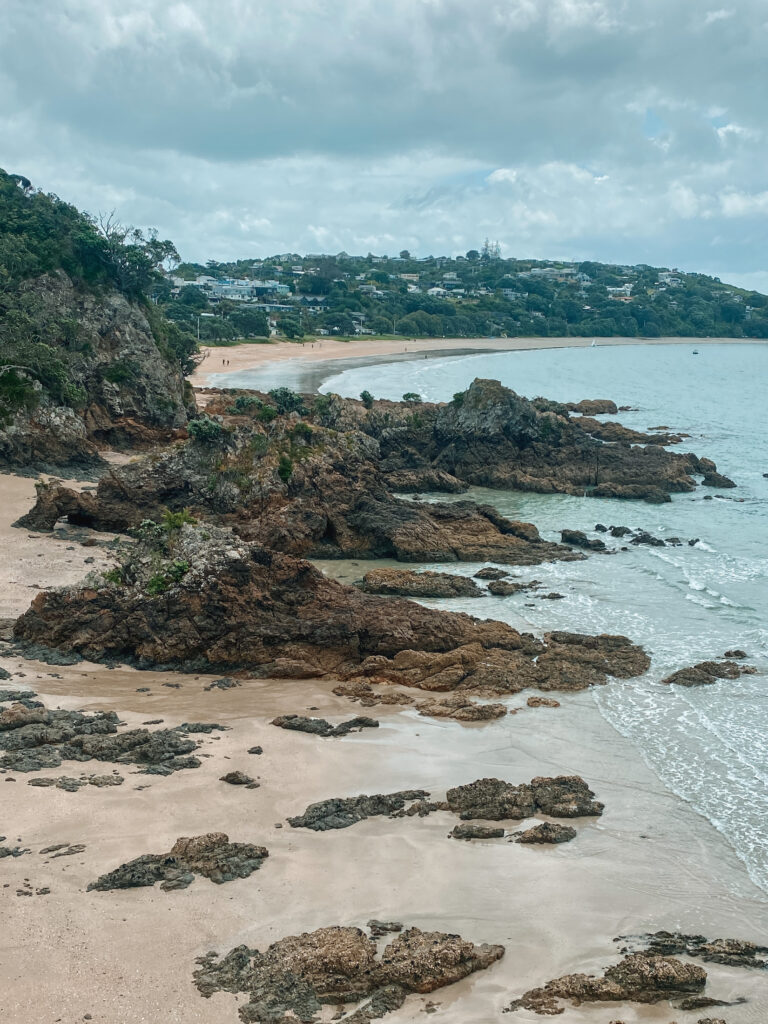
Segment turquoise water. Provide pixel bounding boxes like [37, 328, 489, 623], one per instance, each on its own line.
[317, 343, 768, 891]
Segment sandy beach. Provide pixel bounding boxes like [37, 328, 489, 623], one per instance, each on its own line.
[2, 488, 768, 1022]
[190, 334, 765, 391]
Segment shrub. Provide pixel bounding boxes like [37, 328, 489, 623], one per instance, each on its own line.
[360, 390, 374, 409]
[451, 391, 465, 407]
[258, 404, 278, 423]
[402, 392, 422, 403]
[268, 386, 306, 414]
[227, 394, 263, 415]
[277, 454, 294, 481]
[102, 567, 124, 585]
[188, 416, 225, 443]
[162, 507, 196, 533]
[101, 359, 138, 385]
[291, 421, 313, 442]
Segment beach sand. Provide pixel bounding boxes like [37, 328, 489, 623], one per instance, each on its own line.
[2, 368, 768, 1023]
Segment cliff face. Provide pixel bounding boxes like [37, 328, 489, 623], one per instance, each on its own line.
[0, 271, 190, 469]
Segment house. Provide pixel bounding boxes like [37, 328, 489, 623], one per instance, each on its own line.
[607, 283, 633, 298]
[399, 273, 420, 282]
[427, 286, 448, 297]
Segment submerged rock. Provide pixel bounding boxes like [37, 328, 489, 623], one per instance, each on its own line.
[288, 790, 431, 831]
[507, 953, 706, 1014]
[662, 660, 755, 687]
[360, 569, 482, 598]
[271, 714, 379, 738]
[446, 776, 603, 821]
[193, 924, 504, 1022]
[88, 833, 268, 892]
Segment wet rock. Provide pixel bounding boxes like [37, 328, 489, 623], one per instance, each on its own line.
[247, 745, 263, 755]
[204, 676, 241, 691]
[450, 824, 505, 841]
[415, 695, 507, 721]
[88, 832, 268, 892]
[538, 592, 565, 600]
[507, 953, 706, 1014]
[360, 569, 482, 599]
[608, 525, 632, 538]
[662, 660, 754, 687]
[368, 920, 404, 937]
[702, 471, 736, 488]
[723, 649, 747, 659]
[271, 715, 379, 737]
[220, 771, 258, 787]
[487, 579, 540, 596]
[630, 530, 665, 547]
[288, 790, 431, 831]
[566, 399, 619, 415]
[513, 822, 576, 844]
[446, 776, 603, 821]
[0, 844, 29, 858]
[179, 722, 228, 734]
[474, 567, 510, 580]
[193, 924, 504, 1022]
[526, 697, 560, 708]
[560, 529, 606, 551]
[625, 930, 768, 969]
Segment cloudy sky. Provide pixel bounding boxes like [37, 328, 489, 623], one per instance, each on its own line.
[2, 0, 767, 287]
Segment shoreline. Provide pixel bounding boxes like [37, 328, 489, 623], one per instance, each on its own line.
[191, 334, 766, 393]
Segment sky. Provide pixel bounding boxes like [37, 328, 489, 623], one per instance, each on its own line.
[2, 0, 767, 289]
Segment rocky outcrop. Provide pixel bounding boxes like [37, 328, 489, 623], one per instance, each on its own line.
[621, 931, 768, 969]
[360, 568, 482, 598]
[565, 399, 618, 415]
[271, 714, 379, 737]
[507, 953, 706, 1014]
[512, 822, 576, 844]
[87, 833, 268, 892]
[193, 924, 504, 1023]
[487, 579, 541, 595]
[414, 695, 507, 721]
[560, 529, 606, 551]
[0, 698, 204, 773]
[13, 525, 650, 699]
[287, 791, 431, 831]
[0, 271, 189, 469]
[446, 776, 603, 820]
[662, 660, 756, 687]
[575, 417, 688, 445]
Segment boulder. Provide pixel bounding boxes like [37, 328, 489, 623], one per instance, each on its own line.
[360, 569, 482, 598]
[446, 776, 603, 820]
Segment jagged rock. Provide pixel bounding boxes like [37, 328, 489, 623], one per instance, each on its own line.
[193, 924, 504, 1022]
[271, 715, 379, 737]
[507, 953, 706, 1014]
[0, 697, 202, 774]
[360, 569, 482, 598]
[87, 833, 268, 892]
[288, 790, 431, 831]
[624, 930, 768, 969]
[450, 824, 505, 841]
[630, 530, 665, 547]
[368, 920, 403, 937]
[220, 771, 258, 787]
[662, 660, 754, 687]
[446, 776, 603, 820]
[702, 471, 736, 488]
[560, 529, 606, 551]
[487, 579, 540, 596]
[384, 468, 467, 493]
[474, 567, 509, 580]
[526, 697, 560, 708]
[513, 822, 576, 844]
[13, 525, 651, 699]
[415, 695, 507, 721]
[575, 418, 687, 446]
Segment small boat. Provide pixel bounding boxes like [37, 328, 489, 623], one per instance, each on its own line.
[591, 339, 597, 347]
[692, 349, 699, 355]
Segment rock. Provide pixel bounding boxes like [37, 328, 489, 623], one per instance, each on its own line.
[203, 676, 241, 691]
[723, 649, 747, 659]
[87, 833, 268, 892]
[368, 920, 404, 937]
[526, 696, 560, 708]
[487, 579, 540, 596]
[566, 399, 619, 415]
[625, 930, 768, 969]
[13, 524, 650, 700]
[247, 745, 263, 755]
[609, 525, 632, 537]
[0, 845, 29, 858]
[360, 568, 483, 598]
[473, 567, 509, 580]
[220, 771, 257, 786]
[662, 660, 752, 687]
[271, 715, 379, 738]
[630, 530, 665, 547]
[560, 529, 606, 551]
[513, 822, 576, 844]
[415, 695, 507, 721]
[446, 776, 603, 820]
[538, 592, 564, 600]
[450, 824, 505, 841]
[288, 790, 431, 831]
[702, 471, 736, 488]
[193, 924, 505, 1022]
[507, 953, 706, 1014]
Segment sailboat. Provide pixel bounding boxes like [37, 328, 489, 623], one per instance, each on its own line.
[591, 339, 597, 347]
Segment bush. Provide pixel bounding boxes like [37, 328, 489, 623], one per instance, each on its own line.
[227, 394, 263, 415]
[451, 391, 465, 407]
[162, 507, 196, 533]
[102, 567, 124, 585]
[291, 421, 313, 442]
[146, 559, 190, 595]
[268, 386, 306, 414]
[277, 454, 294, 481]
[360, 390, 374, 409]
[402, 392, 422, 403]
[188, 416, 225, 443]
[258, 404, 278, 423]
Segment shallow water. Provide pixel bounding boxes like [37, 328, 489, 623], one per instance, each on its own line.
[317, 343, 768, 892]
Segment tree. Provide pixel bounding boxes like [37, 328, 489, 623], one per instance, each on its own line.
[399, 250, 411, 259]
[228, 307, 269, 338]
[280, 317, 303, 339]
[466, 249, 480, 262]
[95, 213, 179, 296]
[360, 390, 374, 409]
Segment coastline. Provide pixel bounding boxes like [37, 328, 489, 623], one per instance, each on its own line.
[190, 334, 766, 392]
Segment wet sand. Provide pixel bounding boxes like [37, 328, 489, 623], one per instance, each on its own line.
[2, 469, 768, 1021]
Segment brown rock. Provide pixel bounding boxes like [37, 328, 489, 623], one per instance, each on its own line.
[446, 775, 603, 821]
[662, 660, 751, 687]
[513, 822, 576, 844]
[360, 569, 482, 598]
[526, 697, 560, 708]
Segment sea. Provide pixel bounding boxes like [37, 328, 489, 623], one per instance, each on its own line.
[225, 342, 768, 893]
